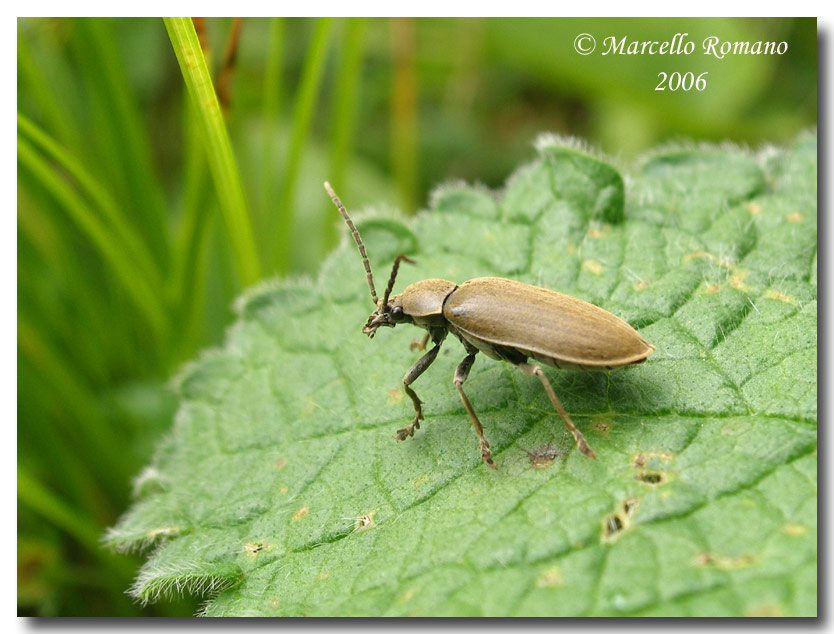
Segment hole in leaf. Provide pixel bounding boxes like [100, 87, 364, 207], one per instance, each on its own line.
[632, 452, 673, 486]
[602, 498, 639, 542]
[244, 542, 269, 557]
[635, 471, 665, 486]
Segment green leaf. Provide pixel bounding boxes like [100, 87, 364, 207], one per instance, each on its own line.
[107, 134, 817, 616]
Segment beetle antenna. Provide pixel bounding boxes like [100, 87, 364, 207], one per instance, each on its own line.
[382, 254, 416, 308]
[324, 182, 378, 304]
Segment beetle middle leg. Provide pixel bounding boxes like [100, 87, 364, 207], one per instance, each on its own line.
[517, 362, 596, 459]
[453, 351, 496, 470]
[409, 332, 429, 352]
[395, 341, 442, 441]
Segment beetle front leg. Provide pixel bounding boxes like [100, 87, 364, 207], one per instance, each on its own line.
[453, 352, 496, 470]
[395, 341, 442, 441]
[517, 362, 596, 459]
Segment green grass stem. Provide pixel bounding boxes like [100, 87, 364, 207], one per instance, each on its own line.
[163, 17, 261, 287]
[70, 19, 170, 264]
[18, 113, 164, 294]
[270, 17, 333, 273]
[17, 136, 169, 341]
[258, 17, 285, 231]
[325, 18, 367, 252]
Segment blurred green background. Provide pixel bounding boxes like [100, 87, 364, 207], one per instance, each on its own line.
[17, 17, 816, 616]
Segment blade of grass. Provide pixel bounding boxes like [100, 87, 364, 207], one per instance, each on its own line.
[390, 17, 419, 214]
[163, 16, 261, 287]
[18, 115, 165, 370]
[17, 189, 113, 382]
[17, 30, 85, 156]
[70, 18, 170, 266]
[18, 113, 164, 294]
[258, 17, 285, 233]
[18, 466, 103, 554]
[18, 136, 169, 341]
[270, 17, 333, 273]
[170, 99, 215, 363]
[325, 17, 367, 252]
[18, 361, 113, 522]
[18, 465, 136, 580]
[17, 312, 135, 500]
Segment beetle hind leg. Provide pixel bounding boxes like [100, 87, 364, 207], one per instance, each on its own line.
[453, 352, 496, 470]
[517, 362, 596, 459]
[395, 341, 442, 441]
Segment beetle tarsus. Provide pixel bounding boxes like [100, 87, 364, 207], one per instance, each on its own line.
[576, 437, 596, 459]
[395, 415, 421, 441]
[518, 362, 597, 459]
[480, 438, 496, 469]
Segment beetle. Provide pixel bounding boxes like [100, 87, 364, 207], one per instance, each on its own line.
[324, 182, 654, 469]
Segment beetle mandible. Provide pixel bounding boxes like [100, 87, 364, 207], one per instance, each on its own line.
[324, 182, 654, 469]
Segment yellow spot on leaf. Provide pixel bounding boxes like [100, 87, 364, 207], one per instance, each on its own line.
[765, 289, 793, 303]
[693, 551, 754, 570]
[746, 604, 784, 617]
[582, 259, 605, 275]
[400, 589, 417, 603]
[536, 567, 563, 588]
[633, 281, 651, 291]
[729, 273, 748, 291]
[387, 388, 403, 404]
[147, 526, 181, 539]
[684, 249, 712, 263]
[782, 523, 807, 537]
[786, 212, 804, 223]
[632, 451, 674, 468]
[316, 571, 330, 581]
[747, 202, 763, 216]
[275, 458, 288, 470]
[301, 398, 316, 417]
[293, 507, 309, 521]
[587, 225, 608, 239]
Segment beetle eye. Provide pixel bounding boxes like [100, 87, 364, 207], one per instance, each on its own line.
[392, 306, 403, 318]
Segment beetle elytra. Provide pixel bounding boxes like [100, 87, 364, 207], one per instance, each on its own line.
[324, 182, 655, 469]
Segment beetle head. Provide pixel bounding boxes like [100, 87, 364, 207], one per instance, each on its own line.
[363, 293, 412, 338]
[363, 253, 416, 337]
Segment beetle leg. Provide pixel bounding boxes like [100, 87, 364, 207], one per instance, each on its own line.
[395, 341, 442, 441]
[517, 362, 596, 459]
[453, 353, 496, 470]
[409, 332, 430, 352]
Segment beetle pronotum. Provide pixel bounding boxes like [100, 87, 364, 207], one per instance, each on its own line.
[324, 182, 654, 469]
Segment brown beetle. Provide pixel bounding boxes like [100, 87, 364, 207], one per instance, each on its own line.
[325, 182, 654, 469]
